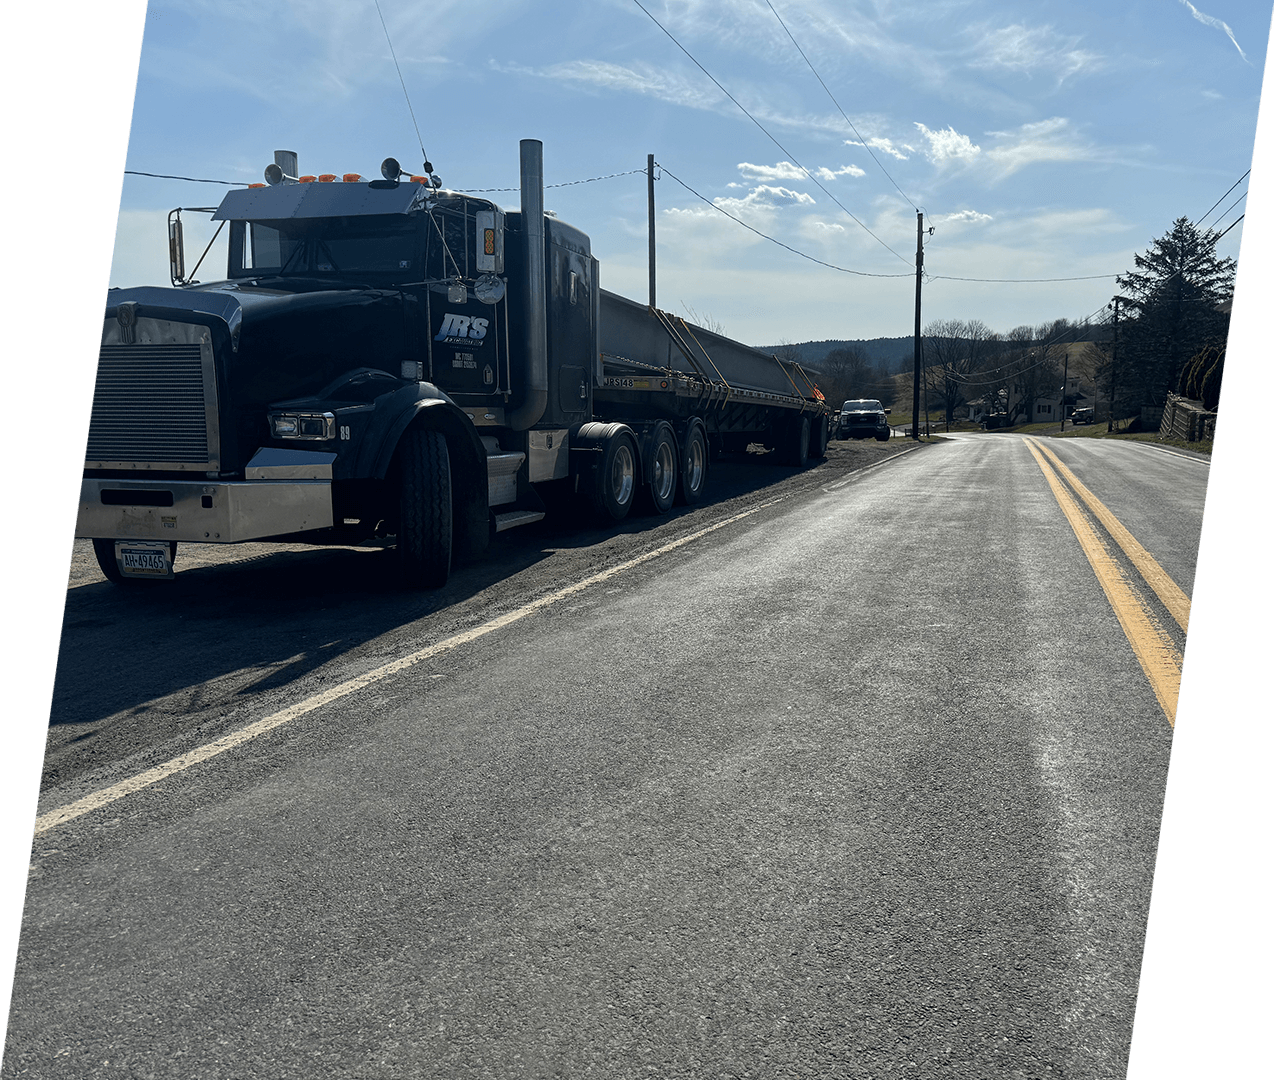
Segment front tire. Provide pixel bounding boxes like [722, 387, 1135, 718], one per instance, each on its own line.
[398, 428, 452, 588]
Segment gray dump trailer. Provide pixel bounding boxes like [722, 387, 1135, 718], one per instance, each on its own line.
[78, 139, 831, 588]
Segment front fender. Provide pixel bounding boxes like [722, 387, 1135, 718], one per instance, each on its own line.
[363, 385, 490, 563]
[359, 384, 486, 482]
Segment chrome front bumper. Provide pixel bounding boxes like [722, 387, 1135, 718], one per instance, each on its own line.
[76, 449, 335, 543]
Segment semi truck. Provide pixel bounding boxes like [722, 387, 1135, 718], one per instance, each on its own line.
[78, 140, 831, 588]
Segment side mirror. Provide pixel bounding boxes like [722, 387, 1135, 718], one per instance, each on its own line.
[168, 209, 187, 286]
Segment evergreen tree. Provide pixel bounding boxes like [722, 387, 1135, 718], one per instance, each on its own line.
[1114, 217, 1234, 409]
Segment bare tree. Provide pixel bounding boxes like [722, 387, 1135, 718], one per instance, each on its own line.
[920, 319, 1001, 428]
[998, 323, 1064, 424]
[819, 344, 874, 407]
[680, 303, 725, 336]
[772, 338, 802, 364]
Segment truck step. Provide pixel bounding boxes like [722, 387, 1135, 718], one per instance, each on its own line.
[494, 510, 546, 533]
[487, 450, 525, 507]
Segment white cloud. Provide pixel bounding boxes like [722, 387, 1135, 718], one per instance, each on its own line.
[504, 59, 724, 112]
[143, 0, 470, 104]
[846, 137, 911, 161]
[1025, 208, 1131, 237]
[914, 123, 982, 164]
[970, 24, 1102, 81]
[1178, 0, 1250, 63]
[738, 161, 807, 182]
[715, 185, 816, 214]
[737, 161, 864, 185]
[940, 209, 993, 225]
[815, 164, 867, 180]
[983, 117, 1100, 178]
[498, 58, 853, 136]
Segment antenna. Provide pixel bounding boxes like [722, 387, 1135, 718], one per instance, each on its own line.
[374, 0, 440, 187]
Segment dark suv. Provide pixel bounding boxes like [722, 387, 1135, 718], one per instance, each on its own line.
[836, 399, 891, 441]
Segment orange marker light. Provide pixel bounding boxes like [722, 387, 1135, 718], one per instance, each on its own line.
[248, 183, 266, 188]
[342, 173, 363, 183]
[318, 174, 336, 183]
[298, 175, 316, 183]
[409, 175, 429, 184]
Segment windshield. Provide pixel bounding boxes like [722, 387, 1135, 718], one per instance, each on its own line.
[229, 216, 419, 278]
[843, 400, 882, 412]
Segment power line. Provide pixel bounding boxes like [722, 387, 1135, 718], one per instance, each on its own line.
[457, 168, 647, 193]
[1215, 214, 1244, 240]
[1207, 192, 1248, 230]
[125, 170, 247, 185]
[632, 0, 912, 267]
[762, 0, 918, 212]
[910, 167, 1249, 285]
[125, 167, 645, 192]
[1196, 169, 1249, 226]
[657, 163, 911, 278]
[948, 301, 1115, 386]
[929, 271, 1119, 283]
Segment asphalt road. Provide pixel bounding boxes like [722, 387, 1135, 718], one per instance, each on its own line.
[5, 433, 1205, 1079]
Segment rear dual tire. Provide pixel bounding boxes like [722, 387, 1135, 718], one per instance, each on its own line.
[640, 425, 678, 515]
[593, 429, 638, 522]
[677, 422, 708, 505]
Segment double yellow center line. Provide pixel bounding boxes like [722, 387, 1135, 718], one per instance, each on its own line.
[1024, 438, 1187, 726]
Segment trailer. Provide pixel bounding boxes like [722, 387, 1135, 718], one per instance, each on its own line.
[77, 140, 831, 587]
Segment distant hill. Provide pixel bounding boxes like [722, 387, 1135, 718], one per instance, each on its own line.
[758, 337, 916, 374]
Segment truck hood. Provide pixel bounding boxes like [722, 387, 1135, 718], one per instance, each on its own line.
[104, 281, 415, 473]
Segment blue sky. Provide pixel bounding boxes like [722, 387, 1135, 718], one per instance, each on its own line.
[108, 0, 1267, 345]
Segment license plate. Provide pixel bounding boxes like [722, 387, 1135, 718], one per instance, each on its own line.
[116, 541, 173, 579]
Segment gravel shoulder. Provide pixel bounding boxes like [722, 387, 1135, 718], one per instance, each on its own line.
[47, 437, 923, 797]
[65, 439, 914, 591]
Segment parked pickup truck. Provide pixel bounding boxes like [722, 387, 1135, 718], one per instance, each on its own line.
[836, 400, 891, 442]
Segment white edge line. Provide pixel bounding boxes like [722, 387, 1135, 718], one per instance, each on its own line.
[34, 493, 792, 836]
[822, 442, 924, 491]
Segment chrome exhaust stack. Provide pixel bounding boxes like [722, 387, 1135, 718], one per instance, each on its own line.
[507, 138, 548, 430]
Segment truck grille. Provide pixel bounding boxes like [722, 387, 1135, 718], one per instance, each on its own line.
[86, 344, 214, 467]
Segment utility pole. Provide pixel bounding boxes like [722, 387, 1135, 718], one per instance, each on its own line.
[1108, 297, 1122, 432]
[912, 211, 923, 440]
[647, 154, 656, 310]
[1060, 346, 1069, 433]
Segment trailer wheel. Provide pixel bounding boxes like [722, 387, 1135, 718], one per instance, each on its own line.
[677, 422, 708, 505]
[398, 428, 452, 588]
[810, 415, 829, 459]
[593, 429, 637, 522]
[784, 415, 811, 467]
[640, 425, 678, 514]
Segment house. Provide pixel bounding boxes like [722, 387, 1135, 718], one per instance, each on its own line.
[1007, 343, 1100, 423]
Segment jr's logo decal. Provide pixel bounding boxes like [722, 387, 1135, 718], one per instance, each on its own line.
[435, 313, 489, 344]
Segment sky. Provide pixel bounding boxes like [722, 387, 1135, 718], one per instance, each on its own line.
[106, 0, 1267, 347]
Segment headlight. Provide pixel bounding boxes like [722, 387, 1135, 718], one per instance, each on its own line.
[270, 412, 336, 440]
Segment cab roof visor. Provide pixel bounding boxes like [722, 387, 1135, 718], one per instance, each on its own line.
[212, 181, 430, 221]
